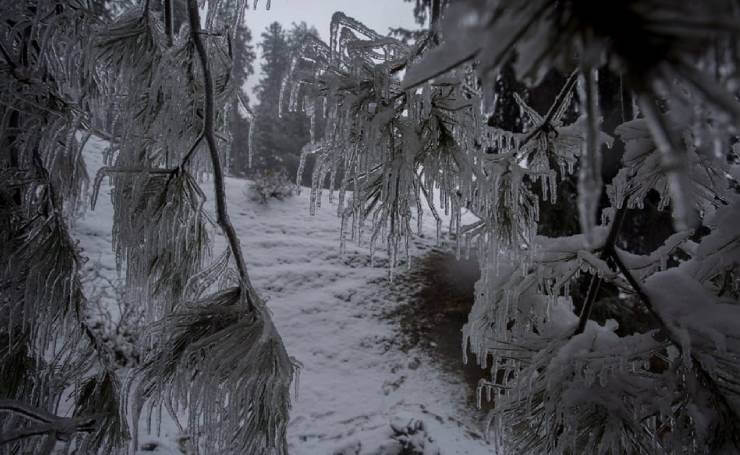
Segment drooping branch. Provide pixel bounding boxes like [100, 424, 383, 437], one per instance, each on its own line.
[186, 0, 259, 309]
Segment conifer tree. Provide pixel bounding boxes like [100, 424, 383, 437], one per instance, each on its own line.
[229, 24, 257, 176]
[249, 22, 317, 181]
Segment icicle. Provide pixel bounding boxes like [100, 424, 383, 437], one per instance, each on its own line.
[549, 171, 557, 204]
[598, 367, 608, 387]
[309, 99, 317, 144]
[288, 82, 300, 113]
[335, 216, 349, 260]
[541, 174, 549, 201]
[247, 116, 255, 168]
[577, 68, 603, 247]
[296, 145, 311, 188]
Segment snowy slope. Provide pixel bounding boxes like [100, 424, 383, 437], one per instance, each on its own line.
[73, 136, 492, 454]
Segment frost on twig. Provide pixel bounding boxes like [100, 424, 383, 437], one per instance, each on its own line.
[127, 2, 297, 453]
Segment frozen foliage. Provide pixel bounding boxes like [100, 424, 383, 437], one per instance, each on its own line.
[389, 415, 442, 455]
[3, 0, 740, 453]
[247, 169, 298, 204]
[129, 287, 296, 454]
[280, 2, 740, 454]
[0, 2, 115, 452]
[1, 0, 294, 454]
[279, 12, 600, 277]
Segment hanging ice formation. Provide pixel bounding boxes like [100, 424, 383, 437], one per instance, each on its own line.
[276, 12, 600, 279]
[277, 10, 740, 454]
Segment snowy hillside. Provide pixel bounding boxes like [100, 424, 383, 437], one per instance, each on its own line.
[72, 136, 492, 454]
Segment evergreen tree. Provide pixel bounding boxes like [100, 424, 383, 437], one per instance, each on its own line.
[229, 24, 257, 175]
[249, 22, 316, 182]
[250, 22, 292, 173]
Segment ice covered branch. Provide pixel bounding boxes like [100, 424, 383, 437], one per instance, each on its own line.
[186, 0, 258, 307]
[0, 400, 99, 447]
[609, 247, 740, 441]
[574, 206, 627, 334]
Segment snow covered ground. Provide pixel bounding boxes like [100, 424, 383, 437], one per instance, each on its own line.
[71, 136, 493, 454]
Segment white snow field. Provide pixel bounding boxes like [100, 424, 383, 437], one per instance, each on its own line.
[72, 136, 492, 454]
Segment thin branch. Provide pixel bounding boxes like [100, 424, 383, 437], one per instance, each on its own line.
[187, 0, 258, 309]
[574, 206, 627, 334]
[94, 166, 176, 175]
[519, 69, 579, 148]
[178, 133, 204, 170]
[0, 399, 99, 446]
[576, 274, 603, 333]
[90, 166, 177, 210]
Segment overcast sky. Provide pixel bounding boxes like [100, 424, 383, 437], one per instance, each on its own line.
[242, 0, 419, 100]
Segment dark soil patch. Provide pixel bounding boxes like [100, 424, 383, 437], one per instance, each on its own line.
[387, 247, 493, 410]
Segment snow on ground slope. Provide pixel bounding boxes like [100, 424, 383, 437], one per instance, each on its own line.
[73, 136, 492, 454]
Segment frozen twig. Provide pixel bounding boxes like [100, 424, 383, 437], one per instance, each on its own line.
[0, 399, 100, 446]
[187, 0, 259, 309]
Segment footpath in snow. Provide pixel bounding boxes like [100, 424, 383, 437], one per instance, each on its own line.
[73, 136, 492, 454]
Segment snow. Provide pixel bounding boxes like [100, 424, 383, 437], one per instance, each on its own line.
[73, 136, 492, 454]
[645, 267, 739, 356]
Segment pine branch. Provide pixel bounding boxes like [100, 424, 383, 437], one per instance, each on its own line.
[186, 0, 258, 306]
[519, 68, 579, 148]
[404, 0, 555, 90]
[0, 399, 100, 445]
[90, 166, 178, 210]
[608, 247, 740, 442]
